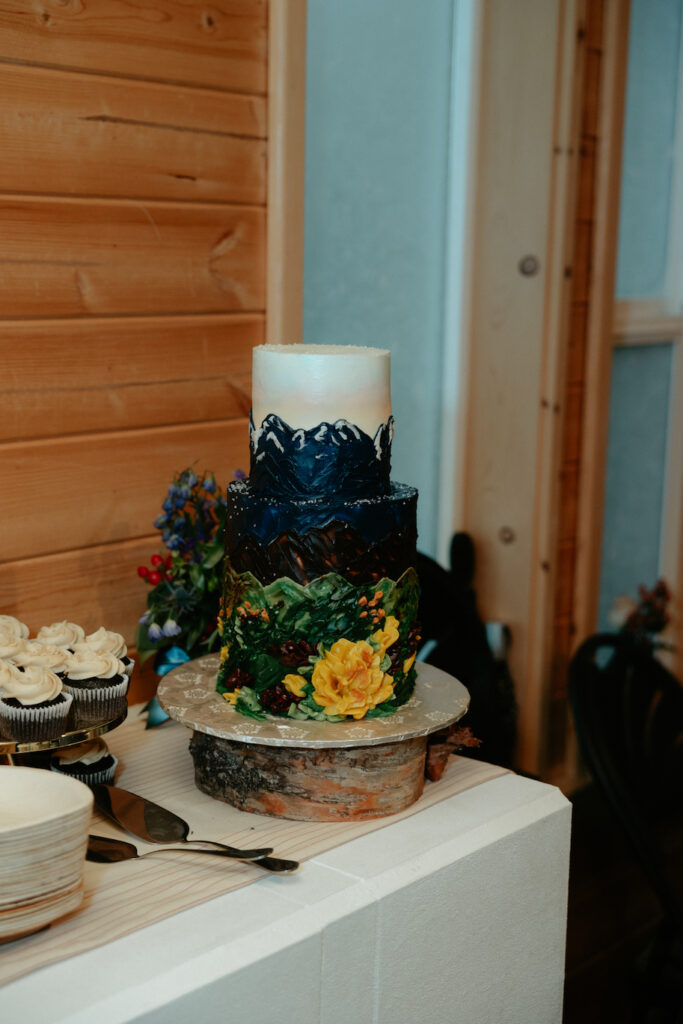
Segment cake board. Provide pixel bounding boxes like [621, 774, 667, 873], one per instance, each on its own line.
[157, 655, 470, 822]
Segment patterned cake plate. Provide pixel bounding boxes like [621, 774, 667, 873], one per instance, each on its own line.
[157, 655, 470, 750]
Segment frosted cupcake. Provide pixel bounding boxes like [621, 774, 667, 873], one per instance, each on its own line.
[0, 630, 27, 663]
[51, 737, 118, 787]
[0, 665, 73, 741]
[63, 650, 129, 723]
[36, 620, 85, 652]
[0, 615, 29, 640]
[13, 642, 71, 677]
[75, 627, 134, 678]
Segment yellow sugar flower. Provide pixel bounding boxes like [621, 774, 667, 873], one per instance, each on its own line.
[311, 638, 394, 720]
[372, 615, 400, 655]
[223, 688, 241, 705]
[283, 673, 307, 697]
[403, 651, 417, 675]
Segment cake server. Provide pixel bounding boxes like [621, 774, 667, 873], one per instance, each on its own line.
[87, 834, 299, 874]
[91, 783, 273, 861]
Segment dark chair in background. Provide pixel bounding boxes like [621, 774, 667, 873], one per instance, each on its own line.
[569, 633, 683, 1022]
[417, 532, 517, 769]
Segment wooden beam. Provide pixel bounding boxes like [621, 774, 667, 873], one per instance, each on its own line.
[266, 0, 306, 345]
[573, 0, 631, 648]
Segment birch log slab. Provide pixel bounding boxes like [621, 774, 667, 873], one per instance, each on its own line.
[158, 656, 470, 823]
[189, 731, 427, 822]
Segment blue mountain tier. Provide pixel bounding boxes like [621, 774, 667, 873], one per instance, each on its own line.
[225, 479, 418, 586]
[249, 413, 394, 499]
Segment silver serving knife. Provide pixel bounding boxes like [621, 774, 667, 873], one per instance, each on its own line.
[91, 783, 273, 861]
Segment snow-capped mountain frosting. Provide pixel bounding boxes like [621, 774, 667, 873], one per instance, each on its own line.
[249, 413, 394, 499]
[252, 345, 391, 438]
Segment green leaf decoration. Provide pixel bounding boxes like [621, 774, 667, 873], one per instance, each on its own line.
[218, 566, 420, 721]
[365, 703, 397, 719]
[234, 687, 267, 720]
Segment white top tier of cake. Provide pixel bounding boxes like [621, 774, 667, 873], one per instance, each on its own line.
[251, 344, 392, 437]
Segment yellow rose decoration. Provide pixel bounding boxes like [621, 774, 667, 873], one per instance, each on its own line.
[223, 688, 241, 705]
[403, 651, 417, 674]
[311, 638, 394, 720]
[283, 674, 307, 697]
[372, 615, 399, 655]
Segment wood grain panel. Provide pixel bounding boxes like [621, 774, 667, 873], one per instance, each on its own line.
[0, 199, 265, 318]
[0, 0, 267, 94]
[0, 537, 159, 645]
[0, 314, 261, 441]
[0, 64, 266, 204]
[0, 419, 249, 562]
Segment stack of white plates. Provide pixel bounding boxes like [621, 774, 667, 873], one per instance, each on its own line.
[0, 766, 93, 943]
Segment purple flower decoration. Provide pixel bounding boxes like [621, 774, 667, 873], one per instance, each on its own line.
[233, 468, 247, 481]
[162, 619, 182, 638]
[148, 623, 163, 642]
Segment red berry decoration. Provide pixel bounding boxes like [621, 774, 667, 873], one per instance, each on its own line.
[148, 570, 162, 586]
[165, 555, 173, 568]
[137, 566, 149, 579]
[260, 681, 304, 714]
[151, 554, 163, 567]
[266, 639, 316, 668]
[223, 668, 253, 692]
[164, 571, 173, 581]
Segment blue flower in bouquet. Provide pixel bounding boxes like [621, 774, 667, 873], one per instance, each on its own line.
[135, 465, 229, 665]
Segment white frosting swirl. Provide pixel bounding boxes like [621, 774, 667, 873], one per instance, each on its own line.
[0, 660, 23, 692]
[2, 665, 63, 705]
[36, 620, 85, 648]
[66, 650, 125, 681]
[0, 632, 27, 660]
[54, 737, 110, 767]
[0, 616, 29, 639]
[13, 642, 70, 673]
[79, 627, 127, 659]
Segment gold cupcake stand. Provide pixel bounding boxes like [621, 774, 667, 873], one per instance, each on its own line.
[0, 704, 127, 765]
[158, 654, 470, 822]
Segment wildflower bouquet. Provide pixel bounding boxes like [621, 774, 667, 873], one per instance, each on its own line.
[135, 468, 230, 666]
[608, 578, 672, 648]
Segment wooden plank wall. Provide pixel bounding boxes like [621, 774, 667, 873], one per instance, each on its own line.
[0, 2, 268, 691]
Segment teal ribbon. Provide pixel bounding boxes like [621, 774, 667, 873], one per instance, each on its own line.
[143, 646, 191, 728]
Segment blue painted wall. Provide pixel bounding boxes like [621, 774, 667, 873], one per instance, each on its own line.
[616, 0, 682, 299]
[599, 0, 680, 625]
[303, 0, 455, 558]
[598, 344, 673, 629]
